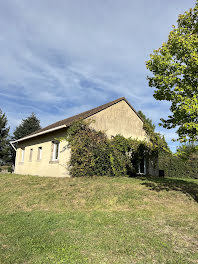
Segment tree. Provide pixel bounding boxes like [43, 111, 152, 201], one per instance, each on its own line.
[146, 1, 198, 143]
[13, 113, 41, 140]
[138, 110, 156, 135]
[176, 143, 198, 160]
[11, 113, 41, 165]
[0, 109, 10, 165]
[137, 110, 170, 152]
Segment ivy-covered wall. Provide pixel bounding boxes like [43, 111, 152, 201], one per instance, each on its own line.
[60, 120, 160, 177]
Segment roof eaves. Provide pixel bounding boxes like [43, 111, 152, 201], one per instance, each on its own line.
[10, 124, 67, 143]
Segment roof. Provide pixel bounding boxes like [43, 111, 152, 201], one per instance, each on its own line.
[11, 97, 143, 143]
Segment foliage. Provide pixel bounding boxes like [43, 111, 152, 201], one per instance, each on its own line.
[137, 112, 197, 179]
[7, 166, 14, 173]
[60, 120, 161, 177]
[159, 145, 198, 179]
[0, 109, 11, 165]
[11, 113, 41, 164]
[137, 110, 170, 154]
[61, 120, 111, 177]
[146, 1, 198, 143]
[176, 143, 198, 160]
[13, 113, 41, 140]
[137, 110, 156, 135]
[109, 135, 134, 177]
[0, 165, 13, 173]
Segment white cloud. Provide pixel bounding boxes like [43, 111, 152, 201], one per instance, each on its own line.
[0, 0, 195, 152]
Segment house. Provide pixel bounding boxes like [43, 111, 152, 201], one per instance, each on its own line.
[12, 97, 155, 177]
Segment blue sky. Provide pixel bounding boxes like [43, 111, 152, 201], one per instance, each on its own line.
[0, 0, 196, 152]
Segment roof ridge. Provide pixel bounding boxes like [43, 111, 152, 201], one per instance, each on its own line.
[16, 97, 143, 142]
[30, 97, 126, 135]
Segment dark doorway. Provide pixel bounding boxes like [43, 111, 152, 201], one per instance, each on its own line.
[138, 158, 146, 175]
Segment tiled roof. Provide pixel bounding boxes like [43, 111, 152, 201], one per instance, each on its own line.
[22, 97, 143, 140]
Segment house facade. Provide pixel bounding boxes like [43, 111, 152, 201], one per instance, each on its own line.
[13, 97, 154, 177]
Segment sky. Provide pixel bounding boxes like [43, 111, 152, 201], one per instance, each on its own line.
[0, 0, 196, 152]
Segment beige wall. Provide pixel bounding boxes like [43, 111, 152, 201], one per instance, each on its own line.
[88, 100, 147, 140]
[14, 100, 147, 177]
[15, 128, 70, 177]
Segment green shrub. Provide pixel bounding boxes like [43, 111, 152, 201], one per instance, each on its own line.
[7, 166, 13, 173]
[60, 120, 159, 177]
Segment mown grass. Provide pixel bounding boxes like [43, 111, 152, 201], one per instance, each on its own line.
[0, 174, 198, 264]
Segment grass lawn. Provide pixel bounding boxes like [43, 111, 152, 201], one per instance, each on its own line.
[0, 174, 198, 264]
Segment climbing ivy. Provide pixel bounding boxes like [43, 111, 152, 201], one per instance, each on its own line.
[60, 120, 164, 177]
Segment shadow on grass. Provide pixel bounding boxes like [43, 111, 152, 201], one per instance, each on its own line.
[140, 177, 198, 202]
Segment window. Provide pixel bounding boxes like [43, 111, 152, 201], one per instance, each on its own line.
[52, 141, 60, 160]
[29, 148, 33, 161]
[21, 148, 25, 162]
[38, 147, 42, 160]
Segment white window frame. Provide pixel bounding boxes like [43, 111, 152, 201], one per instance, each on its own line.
[38, 147, 42, 160]
[21, 148, 25, 162]
[52, 141, 60, 161]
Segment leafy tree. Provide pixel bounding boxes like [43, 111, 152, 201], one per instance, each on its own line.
[13, 113, 41, 140]
[137, 110, 170, 152]
[146, 1, 198, 143]
[138, 110, 156, 135]
[176, 143, 198, 160]
[0, 109, 10, 165]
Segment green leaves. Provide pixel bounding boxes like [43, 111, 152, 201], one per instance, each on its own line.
[0, 109, 10, 165]
[61, 119, 168, 177]
[13, 113, 41, 140]
[159, 143, 198, 179]
[146, 1, 198, 143]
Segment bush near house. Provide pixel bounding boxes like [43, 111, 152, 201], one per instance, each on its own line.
[60, 120, 164, 177]
[0, 165, 13, 173]
[60, 120, 198, 179]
